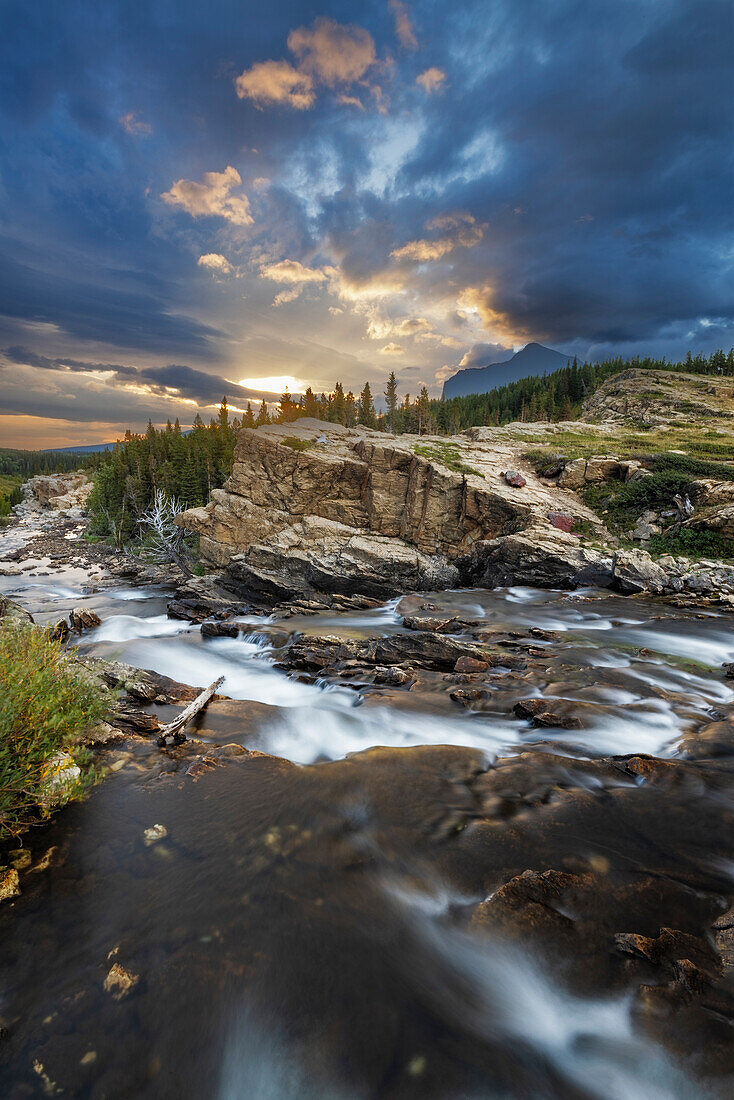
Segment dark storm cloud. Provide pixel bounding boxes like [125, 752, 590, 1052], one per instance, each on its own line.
[1, 348, 282, 410]
[0, 0, 732, 441]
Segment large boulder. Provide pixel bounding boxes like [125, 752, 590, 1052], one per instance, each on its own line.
[178, 421, 604, 602]
[15, 472, 92, 517]
[457, 528, 614, 590]
[612, 549, 669, 594]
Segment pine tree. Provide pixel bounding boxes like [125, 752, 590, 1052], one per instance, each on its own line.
[243, 402, 255, 429]
[330, 382, 347, 425]
[358, 382, 377, 428]
[255, 400, 270, 427]
[218, 397, 229, 432]
[384, 371, 398, 432]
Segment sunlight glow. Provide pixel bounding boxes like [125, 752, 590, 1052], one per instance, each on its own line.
[237, 375, 304, 393]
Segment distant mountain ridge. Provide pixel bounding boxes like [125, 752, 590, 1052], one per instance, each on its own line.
[44, 442, 116, 454]
[442, 342, 571, 399]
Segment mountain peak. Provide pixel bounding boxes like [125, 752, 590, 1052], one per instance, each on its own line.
[442, 342, 570, 399]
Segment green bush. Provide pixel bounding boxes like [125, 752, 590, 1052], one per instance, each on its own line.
[647, 529, 734, 561]
[0, 625, 108, 839]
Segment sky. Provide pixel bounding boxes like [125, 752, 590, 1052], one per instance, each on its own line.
[0, 0, 732, 447]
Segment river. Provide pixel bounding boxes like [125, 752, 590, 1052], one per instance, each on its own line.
[1, 550, 733, 1098]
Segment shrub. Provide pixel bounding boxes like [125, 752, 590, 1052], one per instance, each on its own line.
[0, 624, 108, 839]
[647, 529, 734, 561]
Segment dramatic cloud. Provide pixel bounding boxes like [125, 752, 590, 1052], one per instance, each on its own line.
[197, 253, 234, 276]
[2, 0, 733, 445]
[161, 166, 253, 225]
[391, 213, 484, 263]
[235, 60, 315, 110]
[119, 111, 151, 135]
[457, 343, 513, 370]
[416, 67, 446, 93]
[389, 1, 418, 50]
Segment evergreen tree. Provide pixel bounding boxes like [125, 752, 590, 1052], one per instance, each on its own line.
[384, 371, 398, 432]
[255, 400, 270, 427]
[358, 382, 377, 428]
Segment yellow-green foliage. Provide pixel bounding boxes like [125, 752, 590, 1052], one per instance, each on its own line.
[0, 624, 108, 838]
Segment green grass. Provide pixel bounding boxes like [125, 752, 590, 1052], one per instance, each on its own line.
[0, 473, 22, 517]
[281, 436, 314, 452]
[0, 624, 109, 839]
[412, 442, 485, 478]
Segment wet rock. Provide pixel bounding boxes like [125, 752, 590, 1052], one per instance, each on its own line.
[454, 656, 490, 673]
[143, 824, 168, 846]
[47, 618, 70, 643]
[458, 528, 613, 590]
[38, 751, 82, 809]
[103, 962, 139, 1000]
[513, 698, 582, 729]
[69, 607, 102, 633]
[372, 666, 413, 686]
[449, 687, 489, 707]
[0, 868, 20, 903]
[722, 662, 734, 680]
[612, 549, 669, 595]
[504, 469, 527, 488]
[201, 619, 240, 638]
[712, 908, 734, 973]
[528, 627, 561, 642]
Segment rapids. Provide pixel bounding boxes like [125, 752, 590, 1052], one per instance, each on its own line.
[1, 557, 733, 1098]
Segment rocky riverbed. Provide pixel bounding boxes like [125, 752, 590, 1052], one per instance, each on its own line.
[1, 493, 734, 1097]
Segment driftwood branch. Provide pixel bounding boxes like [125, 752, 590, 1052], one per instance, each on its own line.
[156, 676, 224, 745]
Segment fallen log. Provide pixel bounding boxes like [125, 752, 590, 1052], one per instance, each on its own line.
[156, 676, 224, 746]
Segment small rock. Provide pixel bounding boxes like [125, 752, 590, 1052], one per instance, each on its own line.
[47, 618, 70, 643]
[449, 687, 488, 707]
[722, 663, 734, 680]
[143, 824, 168, 846]
[103, 962, 139, 1000]
[454, 655, 490, 673]
[547, 511, 575, 533]
[38, 752, 81, 809]
[504, 470, 527, 488]
[69, 607, 102, 633]
[372, 666, 413, 686]
[201, 619, 240, 638]
[0, 868, 20, 903]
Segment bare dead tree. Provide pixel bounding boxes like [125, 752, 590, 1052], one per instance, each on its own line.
[139, 489, 192, 577]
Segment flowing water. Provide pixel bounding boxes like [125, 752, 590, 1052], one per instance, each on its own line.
[1, 556, 734, 1098]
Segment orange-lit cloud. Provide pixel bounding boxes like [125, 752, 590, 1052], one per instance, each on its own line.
[389, 1, 418, 50]
[379, 341, 404, 355]
[161, 166, 253, 225]
[119, 111, 152, 135]
[287, 18, 376, 87]
[235, 59, 315, 110]
[197, 253, 234, 276]
[391, 212, 484, 262]
[416, 66, 446, 93]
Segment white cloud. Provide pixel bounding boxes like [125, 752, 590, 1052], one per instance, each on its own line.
[119, 111, 152, 135]
[273, 287, 304, 306]
[416, 67, 446, 93]
[235, 59, 315, 110]
[197, 253, 234, 276]
[389, 1, 418, 50]
[379, 342, 404, 355]
[161, 166, 253, 226]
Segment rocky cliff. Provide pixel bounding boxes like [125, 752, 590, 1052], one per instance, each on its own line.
[178, 419, 607, 601]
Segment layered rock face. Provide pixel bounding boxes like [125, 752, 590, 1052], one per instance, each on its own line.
[15, 472, 91, 518]
[178, 419, 605, 601]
